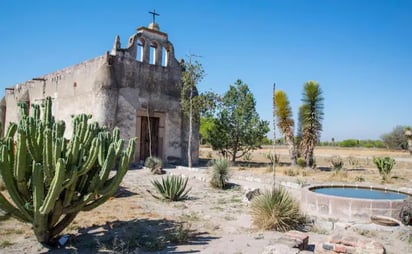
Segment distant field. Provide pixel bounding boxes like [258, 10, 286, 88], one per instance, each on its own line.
[199, 145, 412, 187]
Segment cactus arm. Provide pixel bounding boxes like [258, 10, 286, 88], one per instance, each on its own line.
[77, 115, 88, 144]
[43, 97, 53, 129]
[97, 144, 116, 184]
[63, 169, 78, 207]
[82, 195, 112, 211]
[97, 132, 109, 166]
[0, 145, 32, 221]
[68, 136, 80, 167]
[32, 104, 40, 121]
[113, 128, 120, 143]
[48, 200, 63, 229]
[43, 129, 53, 183]
[39, 159, 66, 215]
[0, 192, 28, 222]
[115, 139, 125, 157]
[52, 138, 63, 169]
[32, 163, 44, 213]
[87, 174, 101, 194]
[61, 193, 94, 214]
[78, 138, 99, 176]
[6, 138, 15, 177]
[32, 163, 49, 242]
[17, 102, 29, 118]
[98, 138, 136, 196]
[76, 174, 89, 195]
[14, 129, 30, 199]
[25, 118, 41, 162]
[5, 123, 17, 138]
[36, 122, 44, 152]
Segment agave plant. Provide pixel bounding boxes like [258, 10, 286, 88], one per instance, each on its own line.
[250, 188, 307, 231]
[152, 175, 191, 201]
[209, 158, 230, 189]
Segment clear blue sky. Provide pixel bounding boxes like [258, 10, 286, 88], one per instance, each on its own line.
[0, 0, 411, 141]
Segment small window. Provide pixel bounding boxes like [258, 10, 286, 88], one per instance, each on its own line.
[161, 46, 168, 67]
[136, 38, 145, 62]
[149, 41, 158, 65]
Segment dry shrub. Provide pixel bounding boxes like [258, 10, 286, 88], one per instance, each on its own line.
[145, 156, 164, 174]
[250, 188, 307, 231]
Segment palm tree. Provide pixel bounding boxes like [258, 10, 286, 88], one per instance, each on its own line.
[405, 127, 412, 155]
[274, 90, 297, 166]
[299, 81, 324, 168]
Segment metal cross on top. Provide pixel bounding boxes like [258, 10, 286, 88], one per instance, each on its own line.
[149, 9, 160, 24]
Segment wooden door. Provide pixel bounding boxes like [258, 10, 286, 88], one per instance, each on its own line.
[140, 116, 160, 160]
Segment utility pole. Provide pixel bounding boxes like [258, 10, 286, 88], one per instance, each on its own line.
[272, 82, 276, 188]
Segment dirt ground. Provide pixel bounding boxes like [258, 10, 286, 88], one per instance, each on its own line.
[0, 146, 412, 253]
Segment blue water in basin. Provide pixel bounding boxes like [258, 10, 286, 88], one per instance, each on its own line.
[313, 187, 406, 200]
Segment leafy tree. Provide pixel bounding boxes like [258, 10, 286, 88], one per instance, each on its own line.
[381, 125, 408, 150]
[274, 90, 297, 166]
[208, 80, 269, 162]
[199, 116, 215, 145]
[298, 81, 324, 168]
[261, 136, 273, 145]
[180, 57, 205, 168]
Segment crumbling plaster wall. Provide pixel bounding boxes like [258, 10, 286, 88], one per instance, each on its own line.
[4, 56, 108, 137]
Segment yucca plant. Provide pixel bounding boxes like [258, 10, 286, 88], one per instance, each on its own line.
[145, 156, 164, 174]
[373, 156, 395, 181]
[330, 156, 343, 170]
[250, 188, 307, 231]
[209, 158, 230, 189]
[265, 153, 280, 166]
[152, 175, 191, 201]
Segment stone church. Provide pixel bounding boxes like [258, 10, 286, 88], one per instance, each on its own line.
[0, 20, 199, 165]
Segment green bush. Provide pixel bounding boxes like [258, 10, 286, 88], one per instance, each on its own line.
[373, 156, 396, 181]
[329, 156, 343, 170]
[152, 175, 191, 201]
[338, 139, 358, 147]
[250, 188, 307, 231]
[209, 158, 230, 189]
[296, 157, 306, 168]
[145, 156, 164, 174]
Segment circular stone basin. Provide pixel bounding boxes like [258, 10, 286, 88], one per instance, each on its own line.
[301, 184, 410, 223]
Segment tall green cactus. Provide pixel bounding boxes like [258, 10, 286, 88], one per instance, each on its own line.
[0, 97, 136, 244]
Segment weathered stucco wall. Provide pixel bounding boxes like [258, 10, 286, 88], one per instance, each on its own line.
[4, 56, 107, 137]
